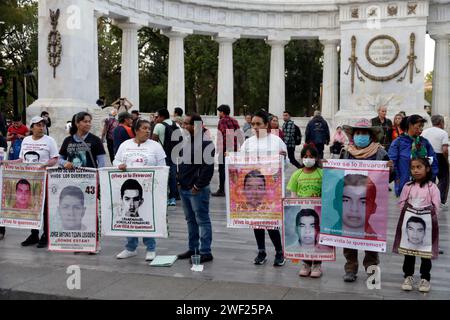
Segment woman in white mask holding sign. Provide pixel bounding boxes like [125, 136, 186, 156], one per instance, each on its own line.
[113, 119, 167, 263]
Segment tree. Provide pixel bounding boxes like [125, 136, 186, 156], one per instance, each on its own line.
[285, 40, 323, 117]
[0, 0, 38, 117]
[424, 71, 433, 105]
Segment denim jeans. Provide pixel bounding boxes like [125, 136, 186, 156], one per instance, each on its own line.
[125, 237, 156, 252]
[167, 160, 179, 199]
[180, 186, 212, 255]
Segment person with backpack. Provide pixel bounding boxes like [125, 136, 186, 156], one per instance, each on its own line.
[305, 111, 330, 159]
[152, 108, 181, 206]
[101, 109, 119, 162]
[7, 115, 29, 160]
[282, 111, 302, 168]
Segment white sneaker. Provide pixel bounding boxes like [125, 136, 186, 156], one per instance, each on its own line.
[145, 251, 156, 261]
[116, 249, 137, 259]
[402, 276, 414, 291]
[419, 279, 431, 293]
[440, 203, 448, 210]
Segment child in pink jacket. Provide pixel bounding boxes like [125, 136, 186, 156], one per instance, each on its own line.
[397, 157, 440, 293]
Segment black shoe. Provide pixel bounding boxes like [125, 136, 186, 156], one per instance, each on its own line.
[254, 251, 267, 265]
[200, 254, 214, 263]
[211, 190, 225, 197]
[343, 272, 357, 282]
[21, 234, 39, 247]
[178, 250, 195, 259]
[36, 235, 48, 248]
[273, 252, 286, 267]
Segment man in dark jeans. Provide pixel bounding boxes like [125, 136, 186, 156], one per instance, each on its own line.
[177, 113, 215, 263]
[282, 111, 301, 168]
[212, 104, 241, 197]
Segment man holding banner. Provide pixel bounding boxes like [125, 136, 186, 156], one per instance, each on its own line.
[320, 119, 393, 283]
[18, 116, 58, 248]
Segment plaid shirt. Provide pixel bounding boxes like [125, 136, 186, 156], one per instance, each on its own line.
[217, 115, 240, 153]
[282, 120, 296, 148]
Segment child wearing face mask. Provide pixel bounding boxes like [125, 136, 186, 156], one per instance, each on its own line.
[287, 144, 324, 278]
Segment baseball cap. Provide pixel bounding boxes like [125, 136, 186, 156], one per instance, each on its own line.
[29, 116, 45, 127]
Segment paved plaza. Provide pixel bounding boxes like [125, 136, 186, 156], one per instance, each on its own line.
[0, 164, 449, 300]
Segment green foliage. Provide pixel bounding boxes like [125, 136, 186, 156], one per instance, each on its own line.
[233, 39, 270, 115]
[0, 0, 38, 116]
[285, 40, 324, 117]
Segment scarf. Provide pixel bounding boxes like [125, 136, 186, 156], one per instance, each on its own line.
[346, 142, 380, 159]
[407, 135, 427, 159]
[119, 124, 135, 138]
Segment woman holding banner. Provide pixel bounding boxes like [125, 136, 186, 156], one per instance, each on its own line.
[340, 118, 393, 282]
[240, 110, 288, 267]
[59, 112, 106, 253]
[113, 119, 166, 263]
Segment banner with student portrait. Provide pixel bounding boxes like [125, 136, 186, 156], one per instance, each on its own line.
[0, 163, 46, 229]
[226, 153, 284, 229]
[393, 205, 439, 259]
[99, 166, 169, 238]
[319, 159, 389, 253]
[283, 198, 335, 261]
[47, 168, 98, 252]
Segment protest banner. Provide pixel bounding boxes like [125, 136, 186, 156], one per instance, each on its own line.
[0, 163, 46, 229]
[99, 166, 169, 237]
[319, 159, 389, 253]
[393, 205, 439, 259]
[283, 198, 335, 261]
[47, 168, 98, 252]
[226, 153, 284, 229]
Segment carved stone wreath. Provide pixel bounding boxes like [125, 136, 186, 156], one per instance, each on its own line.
[365, 35, 400, 68]
[345, 33, 421, 93]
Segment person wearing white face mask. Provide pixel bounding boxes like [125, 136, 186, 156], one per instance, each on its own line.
[339, 119, 394, 283]
[287, 144, 324, 278]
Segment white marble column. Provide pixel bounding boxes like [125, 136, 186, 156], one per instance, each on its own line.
[215, 35, 238, 115]
[431, 35, 450, 118]
[267, 38, 289, 117]
[92, 11, 103, 102]
[162, 28, 192, 115]
[117, 22, 141, 111]
[321, 39, 340, 119]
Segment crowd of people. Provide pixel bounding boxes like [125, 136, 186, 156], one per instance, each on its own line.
[0, 102, 447, 294]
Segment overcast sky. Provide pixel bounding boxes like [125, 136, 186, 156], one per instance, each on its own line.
[424, 34, 435, 76]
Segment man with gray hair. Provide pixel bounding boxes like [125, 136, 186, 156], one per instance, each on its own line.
[422, 115, 449, 209]
[371, 105, 393, 151]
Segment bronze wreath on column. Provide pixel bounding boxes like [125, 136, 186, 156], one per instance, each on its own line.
[344, 33, 420, 94]
[48, 9, 62, 79]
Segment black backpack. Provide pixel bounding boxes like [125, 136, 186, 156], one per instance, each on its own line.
[161, 121, 183, 159]
[294, 124, 302, 145]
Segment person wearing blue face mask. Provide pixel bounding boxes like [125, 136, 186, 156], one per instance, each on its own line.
[338, 119, 394, 283]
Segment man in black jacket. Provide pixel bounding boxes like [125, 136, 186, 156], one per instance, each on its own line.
[305, 111, 330, 159]
[370, 105, 392, 152]
[177, 113, 215, 263]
